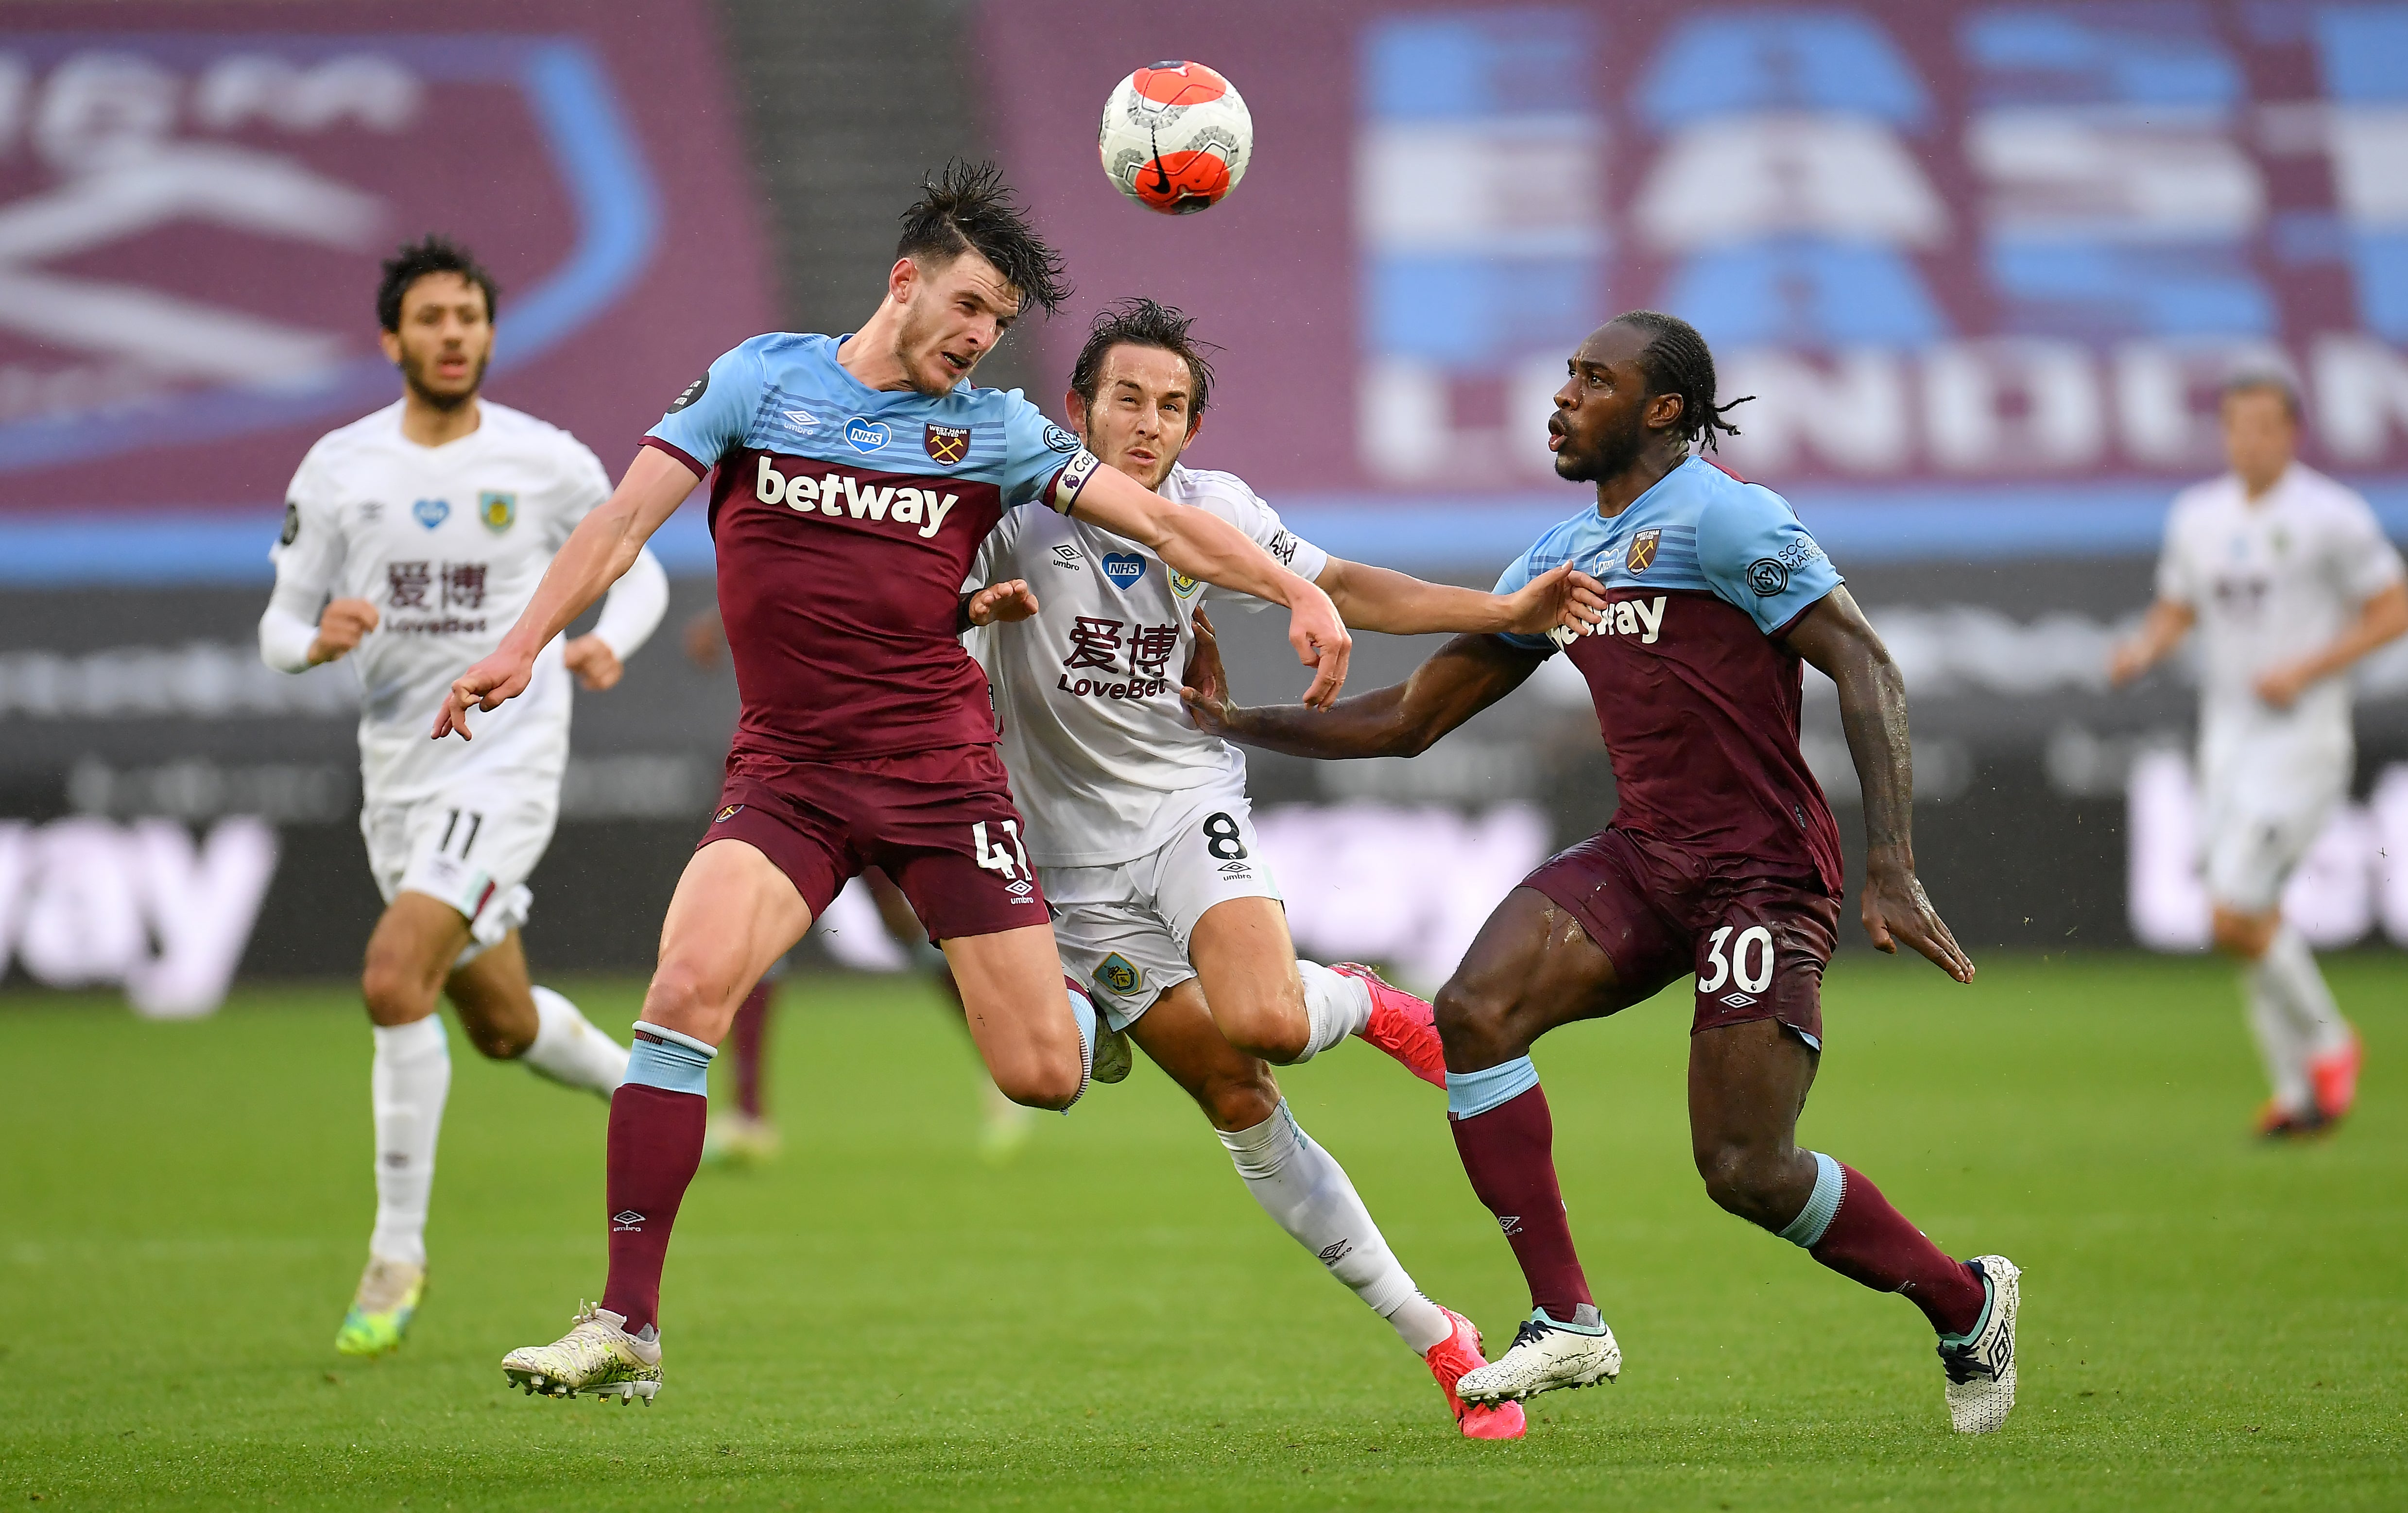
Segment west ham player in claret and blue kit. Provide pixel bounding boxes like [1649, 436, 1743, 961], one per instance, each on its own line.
[1186, 311, 2024, 1434]
[431, 163, 1359, 1404]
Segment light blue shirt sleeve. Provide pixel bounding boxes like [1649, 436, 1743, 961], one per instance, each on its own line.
[1491, 541, 1557, 654]
[644, 340, 765, 472]
[996, 390, 1093, 511]
[1695, 484, 1844, 635]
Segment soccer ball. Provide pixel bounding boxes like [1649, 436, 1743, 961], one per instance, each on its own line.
[1098, 61, 1252, 214]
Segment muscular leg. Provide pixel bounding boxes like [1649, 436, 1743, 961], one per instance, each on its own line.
[1432, 888, 1639, 1321]
[1689, 1019, 1986, 1336]
[939, 924, 1088, 1109]
[447, 933, 628, 1094]
[1130, 981, 1453, 1352]
[601, 840, 815, 1335]
[1185, 897, 1311, 1064]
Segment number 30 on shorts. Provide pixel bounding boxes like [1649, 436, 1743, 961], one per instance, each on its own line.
[1698, 924, 1774, 995]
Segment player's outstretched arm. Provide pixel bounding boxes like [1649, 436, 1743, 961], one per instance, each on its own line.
[1783, 587, 1975, 984]
[1183, 613, 1543, 759]
[1072, 464, 1351, 707]
[433, 447, 699, 740]
[1315, 558, 1606, 638]
[2106, 598, 2197, 688]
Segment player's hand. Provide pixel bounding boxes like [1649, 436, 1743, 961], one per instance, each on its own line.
[563, 634, 624, 691]
[1287, 579, 1351, 709]
[683, 606, 726, 670]
[965, 579, 1040, 627]
[1502, 564, 1607, 638]
[308, 598, 379, 665]
[1180, 611, 1236, 736]
[2254, 660, 2313, 710]
[1861, 857, 1975, 983]
[433, 649, 535, 742]
[2106, 637, 2154, 688]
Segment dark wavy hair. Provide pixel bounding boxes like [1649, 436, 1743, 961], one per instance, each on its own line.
[1068, 298, 1218, 429]
[897, 159, 1071, 316]
[376, 234, 496, 332]
[1612, 309, 1751, 452]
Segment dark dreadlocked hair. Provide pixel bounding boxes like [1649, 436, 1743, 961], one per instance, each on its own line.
[1068, 298, 1219, 429]
[896, 159, 1072, 316]
[1611, 309, 1751, 453]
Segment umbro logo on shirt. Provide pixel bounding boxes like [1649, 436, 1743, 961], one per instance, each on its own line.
[784, 409, 820, 430]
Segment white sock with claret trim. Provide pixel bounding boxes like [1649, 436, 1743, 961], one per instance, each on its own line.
[523, 985, 629, 1095]
[369, 1016, 450, 1268]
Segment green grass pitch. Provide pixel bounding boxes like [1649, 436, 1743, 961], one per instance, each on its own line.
[4, 951, 2402, 1510]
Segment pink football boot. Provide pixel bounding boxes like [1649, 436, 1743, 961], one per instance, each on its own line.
[1425, 1306, 1527, 1440]
[1330, 962, 1446, 1088]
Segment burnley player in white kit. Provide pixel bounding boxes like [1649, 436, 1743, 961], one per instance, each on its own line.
[2113, 374, 2406, 1135]
[964, 301, 1604, 1437]
[259, 238, 668, 1356]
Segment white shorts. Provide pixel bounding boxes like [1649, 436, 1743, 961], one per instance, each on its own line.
[2199, 723, 2348, 914]
[361, 781, 558, 957]
[1042, 792, 1281, 1031]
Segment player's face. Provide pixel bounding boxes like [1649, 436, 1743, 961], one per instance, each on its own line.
[2221, 387, 2297, 490]
[890, 250, 1020, 396]
[378, 273, 491, 411]
[1069, 344, 1198, 491]
[1548, 323, 1659, 483]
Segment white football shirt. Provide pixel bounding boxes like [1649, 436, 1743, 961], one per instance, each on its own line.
[969, 463, 1329, 867]
[2155, 462, 2403, 748]
[265, 398, 661, 805]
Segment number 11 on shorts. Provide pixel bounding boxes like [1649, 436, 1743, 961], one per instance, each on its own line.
[973, 819, 1029, 880]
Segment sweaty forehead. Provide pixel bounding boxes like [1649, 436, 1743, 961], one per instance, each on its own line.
[1575, 322, 1649, 371]
[1098, 343, 1191, 396]
[931, 250, 1020, 313]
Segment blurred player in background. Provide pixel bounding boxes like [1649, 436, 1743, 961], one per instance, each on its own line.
[258, 236, 668, 1358]
[682, 607, 1032, 1165]
[2110, 374, 2405, 1137]
[963, 298, 1603, 1437]
[1188, 312, 2021, 1434]
[440, 163, 1356, 1405]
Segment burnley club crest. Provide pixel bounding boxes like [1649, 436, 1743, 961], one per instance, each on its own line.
[924, 423, 972, 465]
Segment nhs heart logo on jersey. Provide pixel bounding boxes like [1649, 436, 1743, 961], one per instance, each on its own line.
[843, 417, 890, 454]
[1101, 552, 1147, 588]
[413, 498, 450, 530]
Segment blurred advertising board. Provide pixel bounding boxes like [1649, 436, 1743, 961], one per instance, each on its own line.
[977, 0, 2408, 566]
[0, 0, 772, 583]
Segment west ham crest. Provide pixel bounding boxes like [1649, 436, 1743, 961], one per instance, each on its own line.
[1626, 528, 1660, 574]
[924, 422, 972, 464]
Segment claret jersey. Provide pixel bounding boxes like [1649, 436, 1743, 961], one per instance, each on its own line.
[644, 333, 1103, 761]
[1496, 457, 1847, 893]
[968, 463, 1329, 867]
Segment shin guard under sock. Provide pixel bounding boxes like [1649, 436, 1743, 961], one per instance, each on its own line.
[598, 1026, 713, 1335]
[1446, 1064, 1593, 1320]
[1786, 1153, 1985, 1337]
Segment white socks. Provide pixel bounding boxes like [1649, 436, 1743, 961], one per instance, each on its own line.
[2246, 926, 2354, 1110]
[1294, 961, 1374, 1062]
[368, 1016, 450, 1268]
[523, 985, 630, 1095]
[1217, 1100, 1454, 1354]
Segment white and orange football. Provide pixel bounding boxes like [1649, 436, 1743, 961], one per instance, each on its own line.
[1098, 61, 1253, 214]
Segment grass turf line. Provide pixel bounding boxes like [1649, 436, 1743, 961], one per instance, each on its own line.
[3, 951, 2402, 1510]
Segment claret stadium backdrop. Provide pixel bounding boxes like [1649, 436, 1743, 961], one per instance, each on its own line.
[6, 0, 2408, 1010]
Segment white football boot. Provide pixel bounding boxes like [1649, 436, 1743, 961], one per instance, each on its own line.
[501, 1302, 663, 1405]
[1937, 1255, 2021, 1433]
[1453, 1305, 1622, 1404]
